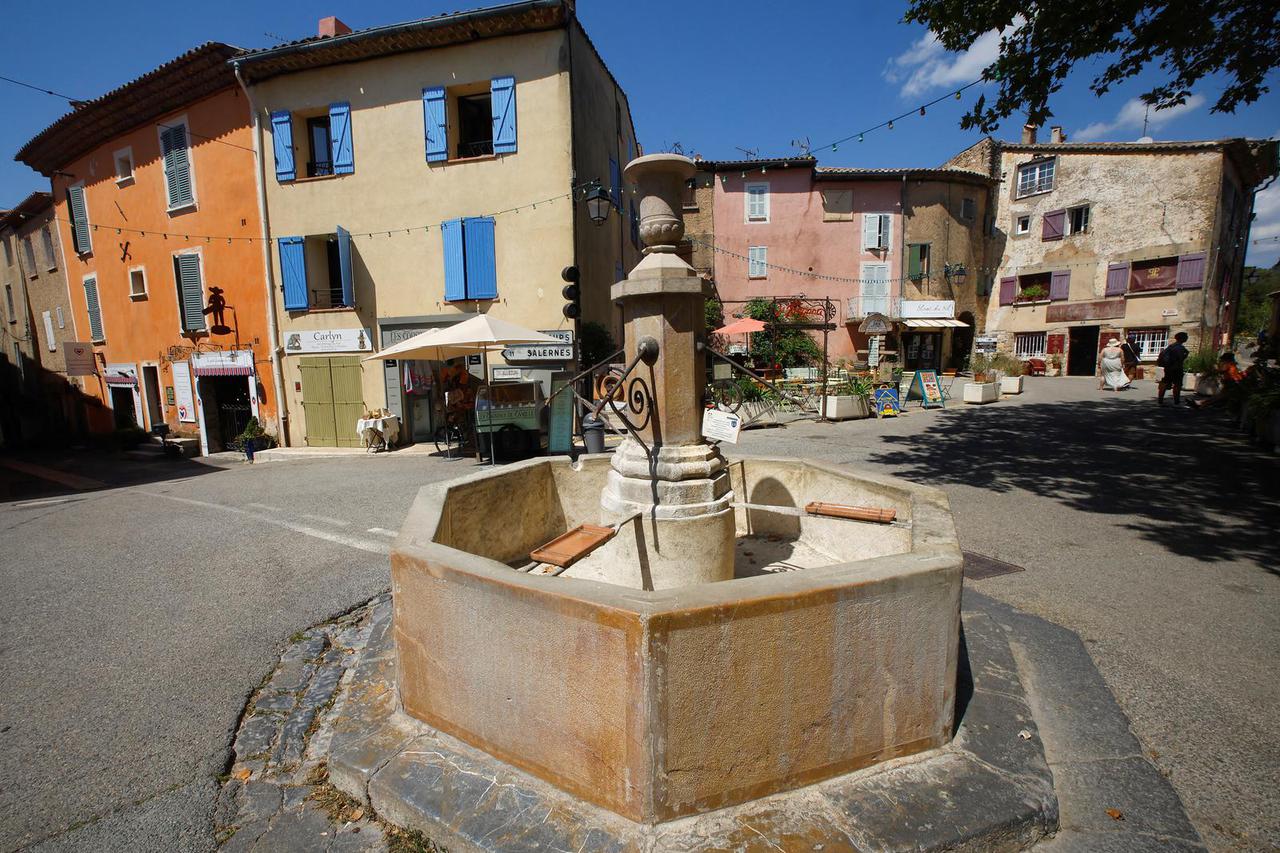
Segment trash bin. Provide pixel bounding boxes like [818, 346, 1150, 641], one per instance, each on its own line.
[582, 412, 605, 454]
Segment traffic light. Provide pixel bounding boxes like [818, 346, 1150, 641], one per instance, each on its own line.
[561, 265, 580, 319]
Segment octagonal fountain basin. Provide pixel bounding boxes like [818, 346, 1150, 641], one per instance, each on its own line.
[390, 454, 961, 825]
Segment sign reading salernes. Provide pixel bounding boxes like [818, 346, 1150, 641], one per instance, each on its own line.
[501, 329, 574, 362]
[284, 328, 372, 354]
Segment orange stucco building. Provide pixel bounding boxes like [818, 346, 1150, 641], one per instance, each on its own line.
[16, 43, 278, 453]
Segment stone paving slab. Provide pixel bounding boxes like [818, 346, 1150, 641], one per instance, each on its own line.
[214, 585, 1205, 852]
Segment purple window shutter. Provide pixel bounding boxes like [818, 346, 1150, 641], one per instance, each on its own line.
[999, 276, 1017, 306]
[1176, 252, 1206, 289]
[1041, 210, 1065, 241]
[1105, 262, 1130, 296]
[1049, 269, 1071, 301]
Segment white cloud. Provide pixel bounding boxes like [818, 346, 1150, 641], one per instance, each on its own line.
[1246, 181, 1280, 267]
[885, 22, 1017, 98]
[1073, 94, 1207, 142]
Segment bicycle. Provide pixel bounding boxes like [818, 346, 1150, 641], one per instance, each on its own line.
[433, 410, 472, 457]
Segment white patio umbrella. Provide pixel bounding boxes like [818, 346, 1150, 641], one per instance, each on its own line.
[362, 314, 566, 463]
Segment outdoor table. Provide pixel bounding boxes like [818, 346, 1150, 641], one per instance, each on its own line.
[356, 415, 400, 451]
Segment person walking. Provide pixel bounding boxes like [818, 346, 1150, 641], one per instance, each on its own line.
[1099, 338, 1131, 391]
[1121, 333, 1141, 380]
[1156, 331, 1190, 406]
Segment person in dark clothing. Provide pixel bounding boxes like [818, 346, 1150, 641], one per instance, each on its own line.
[1156, 331, 1190, 406]
[1121, 334, 1141, 380]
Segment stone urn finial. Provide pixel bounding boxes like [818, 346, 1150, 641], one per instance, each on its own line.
[624, 154, 696, 254]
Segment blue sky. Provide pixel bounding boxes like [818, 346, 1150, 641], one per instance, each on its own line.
[3, 0, 1278, 263]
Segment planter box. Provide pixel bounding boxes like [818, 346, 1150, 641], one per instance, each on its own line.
[999, 375, 1024, 395]
[1182, 372, 1199, 392]
[1194, 375, 1221, 397]
[822, 395, 871, 421]
[963, 382, 999, 404]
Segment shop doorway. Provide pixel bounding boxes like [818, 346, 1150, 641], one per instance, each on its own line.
[299, 356, 364, 447]
[1068, 326, 1100, 376]
[902, 332, 942, 371]
[141, 365, 163, 430]
[199, 376, 252, 452]
[109, 387, 137, 429]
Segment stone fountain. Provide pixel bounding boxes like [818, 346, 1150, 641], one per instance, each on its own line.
[330, 155, 990, 849]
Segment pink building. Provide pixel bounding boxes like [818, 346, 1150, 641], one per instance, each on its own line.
[706, 159, 903, 360]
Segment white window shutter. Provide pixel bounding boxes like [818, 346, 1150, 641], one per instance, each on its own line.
[880, 214, 892, 250]
[863, 214, 879, 251]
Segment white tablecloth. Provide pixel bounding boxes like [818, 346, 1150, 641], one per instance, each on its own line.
[356, 415, 400, 447]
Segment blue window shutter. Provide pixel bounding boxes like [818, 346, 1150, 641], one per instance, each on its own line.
[490, 76, 517, 154]
[329, 102, 354, 174]
[609, 158, 621, 209]
[83, 277, 103, 340]
[66, 187, 91, 255]
[463, 217, 497, 300]
[423, 87, 448, 162]
[271, 111, 295, 181]
[161, 124, 194, 208]
[1049, 269, 1071, 301]
[175, 254, 206, 332]
[441, 219, 466, 301]
[278, 237, 308, 310]
[337, 226, 354, 306]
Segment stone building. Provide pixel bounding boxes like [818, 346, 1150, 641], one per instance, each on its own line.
[235, 2, 640, 447]
[679, 167, 717, 279]
[948, 127, 1278, 374]
[0, 192, 81, 445]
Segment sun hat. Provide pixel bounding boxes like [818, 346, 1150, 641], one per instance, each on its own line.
[1107, 338, 1121, 346]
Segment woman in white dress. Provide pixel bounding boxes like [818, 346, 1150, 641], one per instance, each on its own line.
[1098, 338, 1131, 391]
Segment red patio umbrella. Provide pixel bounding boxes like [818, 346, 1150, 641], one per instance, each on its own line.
[714, 317, 767, 336]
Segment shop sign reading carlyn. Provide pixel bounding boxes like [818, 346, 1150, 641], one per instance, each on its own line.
[284, 328, 372, 354]
[501, 329, 574, 362]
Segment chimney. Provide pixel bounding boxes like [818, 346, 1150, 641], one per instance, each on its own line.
[318, 16, 351, 38]
[1021, 123, 1038, 145]
[1050, 126, 1066, 144]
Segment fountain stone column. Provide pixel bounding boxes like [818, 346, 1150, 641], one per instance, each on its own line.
[595, 154, 735, 588]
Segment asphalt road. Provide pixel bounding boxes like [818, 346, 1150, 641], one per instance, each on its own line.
[0, 376, 1276, 851]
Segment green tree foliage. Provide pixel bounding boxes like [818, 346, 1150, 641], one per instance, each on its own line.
[743, 298, 823, 368]
[578, 321, 618, 368]
[903, 1, 1280, 131]
[1236, 266, 1280, 337]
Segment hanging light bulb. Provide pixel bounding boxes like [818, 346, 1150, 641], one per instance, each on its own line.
[858, 133, 864, 143]
[955, 91, 962, 100]
[761, 166, 767, 174]
[919, 106, 926, 116]
[832, 144, 838, 152]
[887, 121, 894, 130]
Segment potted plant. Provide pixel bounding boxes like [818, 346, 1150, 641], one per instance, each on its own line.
[1046, 354, 1063, 377]
[1015, 284, 1048, 302]
[823, 374, 873, 420]
[1181, 349, 1218, 394]
[964, 354, 1000, 404]
[992, 354, 1025, 394]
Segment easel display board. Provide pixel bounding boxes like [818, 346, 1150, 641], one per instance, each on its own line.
[912, 369, 945, 408]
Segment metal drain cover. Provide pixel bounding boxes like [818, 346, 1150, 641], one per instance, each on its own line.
[963, 551, 1026, 581]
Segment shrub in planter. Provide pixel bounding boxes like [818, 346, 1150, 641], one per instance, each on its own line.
[969, 354, 996, 383]
[230, 417, 277, 455]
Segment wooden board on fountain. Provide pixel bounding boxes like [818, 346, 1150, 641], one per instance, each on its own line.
[530, 523, 618, 568]
[805, 502, 897, 524]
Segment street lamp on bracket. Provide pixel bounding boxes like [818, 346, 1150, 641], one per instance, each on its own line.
[584, 184, 612, 226]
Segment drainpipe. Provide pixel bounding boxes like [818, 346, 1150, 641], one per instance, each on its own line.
[234, 62, 289, 446]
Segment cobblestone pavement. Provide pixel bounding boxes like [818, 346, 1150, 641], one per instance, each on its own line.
[215, 595, 391, 852]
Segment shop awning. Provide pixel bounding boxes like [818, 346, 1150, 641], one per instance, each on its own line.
[103, 373, 136, 386]
[902, 318, 969, 328]
[191, 363, 253, 377]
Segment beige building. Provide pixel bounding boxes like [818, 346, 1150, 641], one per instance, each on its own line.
[235, 1, 640, 447]
[0, 192, 81, 444]
[948, 128, 1278, 374]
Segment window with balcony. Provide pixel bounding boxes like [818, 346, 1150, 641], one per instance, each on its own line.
[422, 77, 516, 163]
[278, 228, 356, 312]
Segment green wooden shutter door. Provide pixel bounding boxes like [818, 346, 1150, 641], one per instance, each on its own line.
[176, 254, 206, 331]
[329, 356, 365, 447]
[300, 358, 338, 446]
[908, 245, 922, 280]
